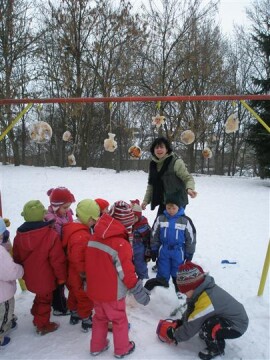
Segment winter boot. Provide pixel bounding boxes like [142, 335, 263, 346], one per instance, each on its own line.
[53, 309, 71, 316]
[114, 341, 135, 359]
[69, 310, 81, 325]
[36, 322, 59, 336]
[81, 316, 92, 333]
[0, 336, 11, 348]
[90, 339, 110, 356]
[198, 347, 225, 360]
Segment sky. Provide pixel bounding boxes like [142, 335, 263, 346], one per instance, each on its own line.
[0, 164, 269, 360]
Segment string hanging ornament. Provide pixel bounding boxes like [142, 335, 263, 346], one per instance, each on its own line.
[202, 147, 213, 159]
[180, 130, 195, 145]
[225, 102, 239, 134]
[128, 103, 142, 159]
[104, 102, 118, 152]
[152, 101, 165, 129]
[29, 105, 52, 144]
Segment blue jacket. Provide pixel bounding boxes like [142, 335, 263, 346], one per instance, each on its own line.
[151, 208, 196, 261]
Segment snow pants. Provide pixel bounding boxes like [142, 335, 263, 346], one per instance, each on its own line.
[133, 241, 149, 280]
[31, 292, 53, 328]
[0, 297, 15, 342]
[156, 245, 184, 282]
[90, 297, 130, 356]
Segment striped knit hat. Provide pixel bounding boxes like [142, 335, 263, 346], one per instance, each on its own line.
[47, 187, 75, 208]
[176, 262, 205, 294]
[110, 201, 135, 241]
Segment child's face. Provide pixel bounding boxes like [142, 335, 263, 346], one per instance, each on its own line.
[166, 203, 179, 216]
[134, 215, 139, 224]
[101, 207, 109, 214]
[58, 202, 71, 216]
[154, 143, 168, 159]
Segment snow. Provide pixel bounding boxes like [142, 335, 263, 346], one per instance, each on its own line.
[0, 164, 269, 360]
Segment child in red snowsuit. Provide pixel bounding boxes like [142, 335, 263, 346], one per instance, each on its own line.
[13, 200, 67, 335]
[45, 186, 76, 316]
[62, 199, 100, 332]
[85, 201, 151, 358]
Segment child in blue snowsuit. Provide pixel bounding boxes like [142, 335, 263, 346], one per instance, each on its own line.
[131, 202, 151, 280]
[148, 192, 196, 295]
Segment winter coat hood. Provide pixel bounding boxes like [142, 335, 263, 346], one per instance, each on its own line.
[94, 213, 129, 242]
[62, 221, 90, 248]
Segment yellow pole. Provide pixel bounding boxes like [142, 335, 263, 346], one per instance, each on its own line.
[0, 103, 33, 141]
[257, 240, 270, 296]
[240, 100, 270, 133]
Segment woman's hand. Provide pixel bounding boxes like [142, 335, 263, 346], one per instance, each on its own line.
[187, 189, 197, 198]
[141, 201, 147, 210]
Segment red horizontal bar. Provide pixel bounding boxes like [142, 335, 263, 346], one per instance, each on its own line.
[0, 94, 270, 105]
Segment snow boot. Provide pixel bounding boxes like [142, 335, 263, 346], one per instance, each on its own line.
[198, 347, 224, 360]
[0, 336, 11, 348]
[91, 339, 110, 356]
[36, 321, 59, 335]
[81, 316, 92, 333]
[114, 341, 135, 359]
[69, 310, 81, 325]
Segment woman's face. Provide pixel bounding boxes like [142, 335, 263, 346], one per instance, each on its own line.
[154, 143, 168, 159]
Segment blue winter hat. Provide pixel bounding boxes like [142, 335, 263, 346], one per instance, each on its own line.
[0, 217, 6, 235]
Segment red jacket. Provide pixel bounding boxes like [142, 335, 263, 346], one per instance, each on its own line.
[62, 221, 92, 289]
[13, 222, 67, 295]
[85, 213, 138, 302]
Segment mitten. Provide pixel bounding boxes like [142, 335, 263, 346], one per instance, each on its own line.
[144, 247, 152, 262]
[167, 327, 176, 342]
[184, 253, 193, 262]
[130, 280, 151, 306]
[173, 319, 183, 328]
[151, 250, 158, 262]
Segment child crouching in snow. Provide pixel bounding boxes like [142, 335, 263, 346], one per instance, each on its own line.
[85, 201, 151, 358]
[159, 262, 249, 360]
[0, 218, 24, 347]
[13, 200, 67, 336]
[45, 186, 76, 316]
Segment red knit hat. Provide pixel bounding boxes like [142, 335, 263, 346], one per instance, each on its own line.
[95, 198, 109, 212]
[110, 201, 135, 242]
[176, 262, 205, 294]
[47, 187, 75, 206]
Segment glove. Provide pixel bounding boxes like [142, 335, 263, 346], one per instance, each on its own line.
[184, 253, 193, 262]
[144, 248, 152, 262]
[3, 218, 10, 227]
[151, 250, 158, 262]
[166, 326, 176, 341]
[130, 280, 151, 306]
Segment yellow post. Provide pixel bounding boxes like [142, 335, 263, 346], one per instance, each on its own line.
[240, 100, 270, 133]
[0, 103, 33, 141]
[257, 240, 270, 296]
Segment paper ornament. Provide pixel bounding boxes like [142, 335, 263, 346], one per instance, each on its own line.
[68, 154, 76, 166]
[29, 121, 52, 144]
[225, 113, 239, 134]
[128, 145, 142, 159]
[62, 131, 72, 142]
[152, 115, 165, 129]
[180, 130, 195, 145]
[202, 147, 213, 159]
[104, 133, 117, 152]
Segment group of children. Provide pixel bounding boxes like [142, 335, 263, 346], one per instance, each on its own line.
[0, 185, 249, 360]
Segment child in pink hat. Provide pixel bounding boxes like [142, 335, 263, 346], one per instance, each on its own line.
[45, 187, 76, 316]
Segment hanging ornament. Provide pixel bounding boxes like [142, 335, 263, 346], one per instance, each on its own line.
[202, 147, 213, 159]
[67, 154, 76, 166]
[62, 130, 72, 142]
[180, 130, 195, 145]
[104, 133, 118, 152]
[128, 145, 142, 159]
[225, 113, 239, 134]
[29, 121, 52, 144]
[152, 115, 165, 129]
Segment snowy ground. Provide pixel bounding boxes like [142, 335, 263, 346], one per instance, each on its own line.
[0, 164, 269, 360]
